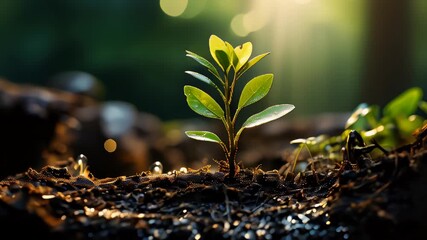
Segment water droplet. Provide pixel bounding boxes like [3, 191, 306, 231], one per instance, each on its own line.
[77, 154, 88, 165]
[179, 167, 188, 173]
[70, 154, 90, 177]
[149, 161, 163, 174]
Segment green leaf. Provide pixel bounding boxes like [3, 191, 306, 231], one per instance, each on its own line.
[234, 42, 252, 72]
[420, 101, 427, 114]
[290, 137, 319, 145]
[215, 50, 230, 73]
[209, 35, 230, 71]
[395, 115, 424, 138]
[238, 74, 273, 109]
[184, 85, 224, 119]
[185, 71, 217, 88]
[226, 41, 239, 69]
[345, 103, 380, 130]
[290, 138, 307, 144]
[237, 52, 270, 78]
[185, 131, 224, 144]
[237, 104, 295, 137]
[185, 50, 221, 80]
[383, 87, 423, 118]
[185, 71, 225, 99]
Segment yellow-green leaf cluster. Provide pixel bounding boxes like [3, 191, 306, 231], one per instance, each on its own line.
[184, 34, 295, 177]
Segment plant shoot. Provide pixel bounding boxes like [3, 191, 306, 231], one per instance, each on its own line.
[184, 35, 295, 178]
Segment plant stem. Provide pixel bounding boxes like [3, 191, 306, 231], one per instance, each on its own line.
[223, 74, 236, 178]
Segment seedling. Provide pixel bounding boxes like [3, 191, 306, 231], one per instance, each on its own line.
[184, 35, 295, 178]
[287, 137, 320, 183]
[289, 137, 316, 174]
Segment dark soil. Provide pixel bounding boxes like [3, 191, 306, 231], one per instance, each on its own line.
[1, 125, 427, 240]
[1, 79, 427, 240]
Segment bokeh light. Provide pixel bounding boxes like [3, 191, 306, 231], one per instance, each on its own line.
[230, 14, 248, 37]
[160, 0, 188, 17]
[180, 0, 207, 19]
[104, 138, 117, 153]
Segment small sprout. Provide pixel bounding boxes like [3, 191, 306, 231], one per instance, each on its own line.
[149, 161, 163, 175]
[184, 35, 295, 178]
[288, 137, 316, 178]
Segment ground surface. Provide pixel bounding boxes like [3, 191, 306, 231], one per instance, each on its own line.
[1, 77, 426, 240]
[0, 124, 426, 240]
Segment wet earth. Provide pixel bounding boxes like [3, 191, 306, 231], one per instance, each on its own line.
[0, 79, 427, 239]
[1, 125, 427, 240]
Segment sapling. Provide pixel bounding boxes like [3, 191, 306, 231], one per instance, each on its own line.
[184, 35, 295, 178]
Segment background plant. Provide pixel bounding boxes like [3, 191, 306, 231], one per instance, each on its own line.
[289, 87, 427, 168]
[184, 35, 295, 178]
[345, 87, 426, 148]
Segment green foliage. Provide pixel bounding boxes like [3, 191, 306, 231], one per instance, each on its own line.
[184, 86, 224, 119]
[420, 101, 427, 114]
[345, 87, 426, 148]
[184, 35, 295, 177]
[291, 87, 427, 167]
[283, 87, 427, 178]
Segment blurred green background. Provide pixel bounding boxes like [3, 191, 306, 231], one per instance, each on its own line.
[0, 0, 426, 121]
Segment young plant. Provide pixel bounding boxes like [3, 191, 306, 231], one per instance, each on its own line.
[184, 35, 295, 178]
[345, 87, 426, 148]
[289, 137, 316, 174]
[286, 87, 427, 164]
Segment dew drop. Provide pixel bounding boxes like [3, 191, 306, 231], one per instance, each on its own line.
[71, 154, 90, 177]
[179, 167, 188, 173]
[77, 154, 88, 166]
[150, 161, 163, 174]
